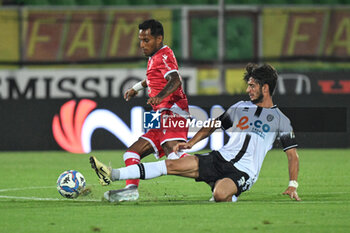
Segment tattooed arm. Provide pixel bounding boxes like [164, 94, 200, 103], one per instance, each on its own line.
[147, 72, 181, 105]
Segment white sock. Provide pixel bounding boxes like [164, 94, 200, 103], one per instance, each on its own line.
[167, 151, 190, 160]
[111, 165, 139, 181]
[167, 152, 180, 160]
[111, 160, 167, 180]
[144, 160, 167, 179]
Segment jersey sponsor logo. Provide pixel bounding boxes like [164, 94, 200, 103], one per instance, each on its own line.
[236, 116, 271, 138]
[236, 116, 249, 130]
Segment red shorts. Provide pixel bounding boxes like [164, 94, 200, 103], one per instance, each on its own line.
[141, 111, 188, 159]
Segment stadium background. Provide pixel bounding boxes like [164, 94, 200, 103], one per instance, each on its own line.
[0, 0, 349, 152]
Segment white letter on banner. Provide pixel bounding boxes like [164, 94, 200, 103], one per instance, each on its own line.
[210, 105, 225, 150]
[186, 105, 208, 152]
[81, 107, 144, 153]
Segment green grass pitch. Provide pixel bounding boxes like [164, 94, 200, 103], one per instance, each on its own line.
[0, 149, 349, 233]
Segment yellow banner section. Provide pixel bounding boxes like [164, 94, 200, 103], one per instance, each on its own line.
[23, 9, 172, 61]
[262, 8, 288, 58]
[197, 68, 246, 95]
[226, 69, 247, 94]
[151, 10, 172, 48]
[0, 10, 19, 62]
[263, 8, 350, 58]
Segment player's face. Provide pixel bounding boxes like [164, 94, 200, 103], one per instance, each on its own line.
[246, 77, 264, 104]
[139, 29, 162, 57]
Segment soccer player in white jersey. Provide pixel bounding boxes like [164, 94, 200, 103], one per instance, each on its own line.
[90, 63, 301, 202]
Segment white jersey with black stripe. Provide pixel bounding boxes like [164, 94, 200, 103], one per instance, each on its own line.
[217, 101, 297, 186]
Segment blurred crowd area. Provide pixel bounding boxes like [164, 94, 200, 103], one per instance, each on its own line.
[1, 0, 350, 6]
[0, 0, 349, 95]
[0, 0, 348, 151]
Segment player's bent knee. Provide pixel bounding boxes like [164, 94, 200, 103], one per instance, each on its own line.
[213, 189, 232, 202]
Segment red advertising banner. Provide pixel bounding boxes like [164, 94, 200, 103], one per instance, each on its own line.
[263, 8, 350, 58]
[23, 9, 172, 62]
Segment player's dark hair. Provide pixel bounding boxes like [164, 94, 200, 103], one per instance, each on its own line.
[139, 19, 164, 38]
[243, 63, 278, 96]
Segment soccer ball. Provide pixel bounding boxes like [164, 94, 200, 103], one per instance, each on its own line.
[56, 170, 86, 199]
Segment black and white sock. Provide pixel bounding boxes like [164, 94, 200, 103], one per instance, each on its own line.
[111, 160, 167, 181]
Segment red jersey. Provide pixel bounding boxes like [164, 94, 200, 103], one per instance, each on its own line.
[146, 46, 189, 113]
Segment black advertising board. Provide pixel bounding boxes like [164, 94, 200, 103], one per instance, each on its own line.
[0, 95, 348, 152]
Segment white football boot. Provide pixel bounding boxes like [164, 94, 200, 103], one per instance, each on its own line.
[103, 184, 139, 202]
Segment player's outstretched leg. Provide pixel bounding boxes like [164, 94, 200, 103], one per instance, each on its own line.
[89, 156, 112, 186]
[108, 151, 141, 202]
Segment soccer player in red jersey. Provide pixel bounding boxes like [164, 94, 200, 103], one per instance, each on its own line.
[91, 19, 190, 201]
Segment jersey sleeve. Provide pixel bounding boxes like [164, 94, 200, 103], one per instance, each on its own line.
[157, 51, 178, 78]
[217, 101, 243, 130]
[278, 116, 298, 151]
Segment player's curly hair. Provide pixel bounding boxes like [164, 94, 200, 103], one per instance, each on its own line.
[243, 63, 278, 96]
[139, 19, 164, 38]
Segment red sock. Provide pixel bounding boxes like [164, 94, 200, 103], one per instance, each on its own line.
[124, 151, 141, 187]
[180, 152, 191, 158]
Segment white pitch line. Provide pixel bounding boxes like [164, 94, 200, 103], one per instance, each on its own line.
[1, 195, 348, 204]
[0, 195, 101, 202]
[0, 186, 101, 202]
[0, 186, 349, 203]
[0, 195, 59, 201]
[0, 184, 103, 193]
[0, 186, 54, 193]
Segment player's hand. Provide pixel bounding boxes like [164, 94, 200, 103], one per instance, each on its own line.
[173, 142, 192, 153]
[147, 96, 163, 106]
[124, 89, 138, 101]
[282, 186, 301, 201]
